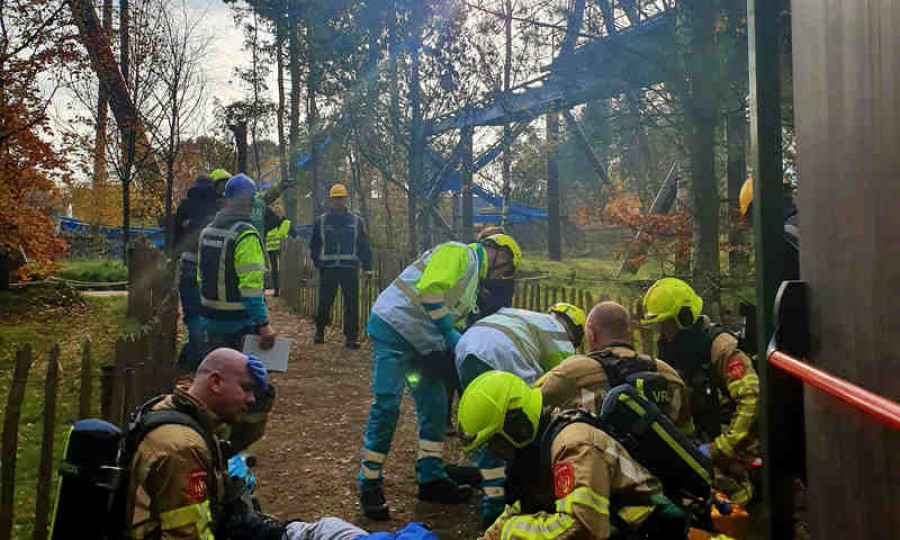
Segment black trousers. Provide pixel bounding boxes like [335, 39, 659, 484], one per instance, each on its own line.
[315, 267, 359, 340]
[268, 250, 280, 294]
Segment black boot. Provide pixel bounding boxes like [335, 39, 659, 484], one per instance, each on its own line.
[417, 477, 473, 504]
[445, 464, 482, 487]
[360, 483, 390, 521]
[314, 327, 325, 344]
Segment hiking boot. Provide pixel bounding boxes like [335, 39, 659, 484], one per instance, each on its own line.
[445, 464, 482, 487]
[346, 339, 360, 350]
[417, 477, 472, 504]
[360, 484, 390, 521]
[313, 328, 325, 344]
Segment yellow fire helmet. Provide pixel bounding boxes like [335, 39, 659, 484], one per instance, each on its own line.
[739, 176, 754, 217]
[641, 277, 703, 330]
[329, 183, 349, 198]
[458, 371, 542, 454]
[482, 233, 523, 271]
[210, 169, 232, 182]
[549, 302, 586, 329]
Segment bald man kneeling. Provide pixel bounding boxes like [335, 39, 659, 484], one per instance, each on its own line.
[535, 301, 695, 435]
[123, 348, 368, 540]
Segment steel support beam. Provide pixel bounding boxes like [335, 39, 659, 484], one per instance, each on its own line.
[748, 0, 790, 538]
[561, 108, 612, 194]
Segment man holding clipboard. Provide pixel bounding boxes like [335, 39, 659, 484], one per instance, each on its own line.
[198, 173, 278, 355]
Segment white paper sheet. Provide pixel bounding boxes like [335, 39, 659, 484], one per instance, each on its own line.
[242, 335, 291, 372]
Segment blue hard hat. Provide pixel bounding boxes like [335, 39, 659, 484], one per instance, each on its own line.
[224, 173, 258, 199]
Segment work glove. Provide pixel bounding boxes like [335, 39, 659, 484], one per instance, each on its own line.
[698, 443, 711, 459]
[247, 354, 269, 391]
[228, 453, 258, 493]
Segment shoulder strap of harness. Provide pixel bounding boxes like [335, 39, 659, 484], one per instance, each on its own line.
[538, 409, 603, 473]
[592, 349, 657, 388]
[124, 397, 221, 521]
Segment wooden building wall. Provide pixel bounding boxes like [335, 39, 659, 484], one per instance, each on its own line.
[791, 0, 900, 537]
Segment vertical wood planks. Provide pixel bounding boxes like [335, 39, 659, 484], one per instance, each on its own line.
[33, 345, 60, 540]
[79, 340, 92, 419]
[0, 346, 33, 539]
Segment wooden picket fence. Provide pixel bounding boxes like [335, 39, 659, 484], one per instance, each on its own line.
[0, 239, 179, 540]
[277, 238, 656, 354]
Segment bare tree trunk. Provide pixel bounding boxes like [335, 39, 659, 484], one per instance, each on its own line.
[407, 0, 423, 255]
[688, 0, 720, 315]
[501, 0, 512, 226]
[120, 0, 133, 265]
[229, 122, 249, 174]
[347, 139, 369, 224]
[726, 0, 749, 276]
[305, 17, 321, 216]
[276, 19, 289, 192]
[91, 0, 112, 225]
[546, 112, 561, 261]
[250, 10, 262, 179]
[288, 13, 301, 221]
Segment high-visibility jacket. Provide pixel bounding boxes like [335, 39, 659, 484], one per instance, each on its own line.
[485, 411, 665, 540]
[309, 211, 372, 270]
[198, 220, 268, 333]
[265, 219, 291, 252]
[125, 388, 223, 539]
[370, 242, 486, 354]
[455, 308, 574, 386]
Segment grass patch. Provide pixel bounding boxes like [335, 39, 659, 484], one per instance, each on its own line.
[57, 258, 128, 284]
[0, 285, 136, 538]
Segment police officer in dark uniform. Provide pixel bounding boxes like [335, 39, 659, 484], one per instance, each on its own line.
[310, 183, 372, 349]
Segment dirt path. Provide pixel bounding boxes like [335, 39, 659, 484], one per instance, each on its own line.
[251, 299, 482, 539]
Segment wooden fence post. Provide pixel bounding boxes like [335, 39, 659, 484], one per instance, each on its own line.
[111, 339, 127, 426]
[1, 346, 33, 539]
[122, 367, 136, 428]
[79, 340, 92, 419]
[100, 365, 114, 421]
[584, 292, 594, 312]
[33, 345, 60, 540]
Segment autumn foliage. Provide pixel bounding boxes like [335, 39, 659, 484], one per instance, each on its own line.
[0, 0, 77, 279]
[577, 195, 692, 269]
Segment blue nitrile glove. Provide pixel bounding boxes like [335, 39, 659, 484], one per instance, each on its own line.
[246, 354, 269, 390]
[698, 443, 711, 459]
[228, 453, 258, 493]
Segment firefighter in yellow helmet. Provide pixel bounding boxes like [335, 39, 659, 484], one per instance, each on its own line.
[458, 371, 684, 539]
[739, 174, 800, 280]
[536, 301, 694, 434]
[641, 278, 759, 505]
[453, 302, 584, 525]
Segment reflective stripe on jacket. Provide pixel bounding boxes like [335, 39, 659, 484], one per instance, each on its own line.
[311, 211, 372, 269]
[265, 219, 291, 252]
[482, 421, 663, 540]
[371, 242, 484, 355]
[198, 222, 266, 321]
[455, 308, 573, 386]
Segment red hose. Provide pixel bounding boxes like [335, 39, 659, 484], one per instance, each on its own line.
[768, 350, 900, 430]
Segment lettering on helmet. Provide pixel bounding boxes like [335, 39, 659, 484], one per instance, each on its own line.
[186, 469, 208, 503]
[554, 461, 575, 499]
[726, 354, 747, 379]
